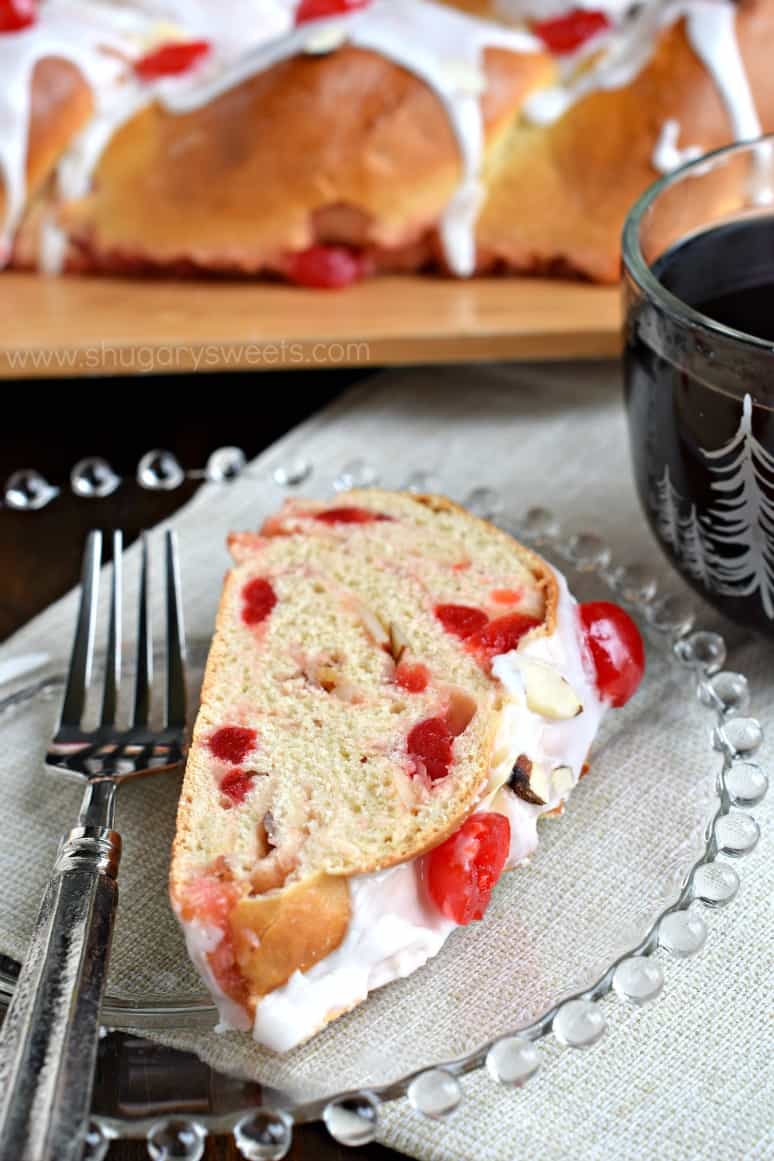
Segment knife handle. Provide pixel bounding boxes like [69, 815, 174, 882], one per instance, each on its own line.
[0, 825, 121, 1161]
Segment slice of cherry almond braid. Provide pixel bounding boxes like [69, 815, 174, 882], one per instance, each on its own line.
[170, 490, 558, 1022]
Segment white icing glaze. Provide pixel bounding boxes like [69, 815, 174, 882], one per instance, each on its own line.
[487, 566, 604, 861]
[351, 1, 540, 274]
[685, 1, 760, 141]
[497, 0, 633, 19]
[683, 0, 774, 205]
[0, 1, 134, 260]
[523, 0, 663, 124]
[176, 912, 252, 1032]
[56, 84, 148, 203]
[653, 9, 771, 196]
[38, 213, 69, 274]
[252, 862, 456, 1053]
[651, 118, 703, 174]
[119, 0, 296, 49]
[246, 559, 606, 1053]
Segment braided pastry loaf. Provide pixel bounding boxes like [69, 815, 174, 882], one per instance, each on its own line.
[3, 0, 774, 284]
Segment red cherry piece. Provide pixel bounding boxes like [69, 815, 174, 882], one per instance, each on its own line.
[468, 612, 541, 656]
[579, 601, 645, 707]
[434, 603, 489, 640]
[314, 506, 390, 524]
[285, 245, 369, 289]
[533, 8, 610, 54]
[407, 716, 454, 782]
[220, 769, 255, 805]
[395, 661, 430, 693]
[181, 871, 236, 927]
[134, 39, 210, 81]
[260, 512, 294, 537]
[208, 935, 247, 1002]
[242, 577, 277, 626]
[491, 588, 522, 605]
[181, 873, 246, 1003]
[0, 0, 35, 32]
[425, 812, 510, 924]
[209, 726, 256, 765]
[295, 0, 369, 23]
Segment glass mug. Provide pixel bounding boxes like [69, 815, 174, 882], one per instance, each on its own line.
[623, 136, 774, 637]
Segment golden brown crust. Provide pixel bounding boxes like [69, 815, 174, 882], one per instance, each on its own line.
[231, 873, 351, 1002]
[169, 568, 243, 897]
[61, 45, 551, 270]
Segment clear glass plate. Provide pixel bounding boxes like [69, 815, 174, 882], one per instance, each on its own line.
[0, 497, 766, 1159]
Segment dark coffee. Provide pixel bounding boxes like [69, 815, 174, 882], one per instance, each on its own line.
[625, 217, 774, 634]
[653, 217, 774, 341]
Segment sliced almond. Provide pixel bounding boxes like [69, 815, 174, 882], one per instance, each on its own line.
[388, 622, 409, 664]
[508, 754, 545, 806]
[516, 657, 583, 721]
[552, 765, 575, 798]
[357, 604, 390, 648]
[529, 763, 553, 805]
[507, 760, 575, 807]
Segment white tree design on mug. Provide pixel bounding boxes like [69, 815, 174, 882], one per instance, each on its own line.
[702, 393, 774, 619]
[649, 394, 774, 620]
[679, 504, 715, 588]
[652, 464, 682, 550]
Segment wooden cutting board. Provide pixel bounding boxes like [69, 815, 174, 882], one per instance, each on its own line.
[0, 273, 621, 377]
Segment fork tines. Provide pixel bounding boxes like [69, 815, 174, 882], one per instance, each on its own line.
[49, 529, 186, 771]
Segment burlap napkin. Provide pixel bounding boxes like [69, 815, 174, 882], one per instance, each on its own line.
[0, 364, 770, 1161]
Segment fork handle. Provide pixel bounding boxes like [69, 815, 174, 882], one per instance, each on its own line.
[0, 825, 121, 1161]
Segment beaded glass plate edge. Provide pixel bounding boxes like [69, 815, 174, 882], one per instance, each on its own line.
[0, 478, 768, 1160]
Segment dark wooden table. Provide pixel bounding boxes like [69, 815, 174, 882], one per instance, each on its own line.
[1, 371, 408, 1161]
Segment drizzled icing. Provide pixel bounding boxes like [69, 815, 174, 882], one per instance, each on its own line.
[651, 118, 703, 174]
[0, 0, 296, 264]
[496, 0, 632, 17]
[523, 1, 663, 123]
[0, 1, 133, 260]
[0, 0, 764, 276]
[684, 0, 761, 140]
[350, 2, 540, 274]
[119, 0, 295, 46]
[523, 0, 762, 146]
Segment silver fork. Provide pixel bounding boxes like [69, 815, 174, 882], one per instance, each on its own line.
[0, 529, 187, 1161]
